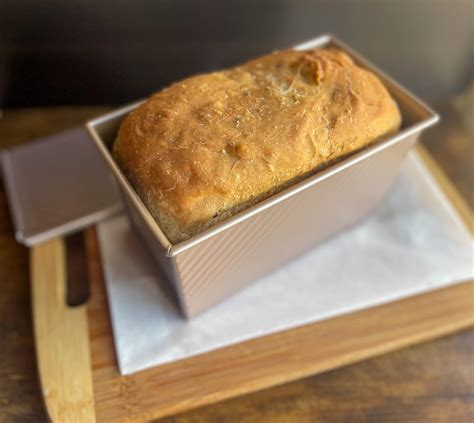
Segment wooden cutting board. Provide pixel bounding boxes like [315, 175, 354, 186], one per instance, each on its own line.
[31, 145, 473, 423]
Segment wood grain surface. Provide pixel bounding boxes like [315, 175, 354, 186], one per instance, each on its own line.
[31, 237, 95, 422]
[86, 222, 473, 422]
[0, 106, 473, 422]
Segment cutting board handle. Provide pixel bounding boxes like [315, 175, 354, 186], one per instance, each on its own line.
[31, 237, 96, 423]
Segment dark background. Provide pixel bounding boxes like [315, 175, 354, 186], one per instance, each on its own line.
[0, 0, 472, 107]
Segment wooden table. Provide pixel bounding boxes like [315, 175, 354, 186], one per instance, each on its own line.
[0, 106, 472, 422]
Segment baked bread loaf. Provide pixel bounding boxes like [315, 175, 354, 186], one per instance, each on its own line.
[113, 48, 401, 243]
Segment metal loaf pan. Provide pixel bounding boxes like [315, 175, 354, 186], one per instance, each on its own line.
[86, 34, 439, 317]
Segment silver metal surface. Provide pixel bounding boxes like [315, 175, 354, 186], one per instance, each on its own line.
[2, 127, 123, 246]
[86, 34, 439, 317]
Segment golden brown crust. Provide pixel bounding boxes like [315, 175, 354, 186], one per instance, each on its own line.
[113, 48, 401, 243]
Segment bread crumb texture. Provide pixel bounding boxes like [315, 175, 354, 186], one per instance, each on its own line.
[113, 48, 401, 243]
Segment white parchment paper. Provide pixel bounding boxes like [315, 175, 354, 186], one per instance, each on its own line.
[97, 152, 473, 375]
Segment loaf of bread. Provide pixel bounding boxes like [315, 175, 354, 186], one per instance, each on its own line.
[113, 48, 401, 243]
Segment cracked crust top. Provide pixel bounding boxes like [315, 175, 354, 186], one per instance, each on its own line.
[112, 48, 401, 243]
